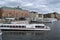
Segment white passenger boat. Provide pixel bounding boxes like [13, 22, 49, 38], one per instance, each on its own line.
[0, 24, 50, 31]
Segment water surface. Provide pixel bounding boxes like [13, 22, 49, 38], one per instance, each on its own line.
[1, 20, 60, 40]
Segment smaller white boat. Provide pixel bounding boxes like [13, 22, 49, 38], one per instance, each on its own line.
[0, 30, 2, 35]
[36, 18, 57, 23]
[0, 32, 2, 35]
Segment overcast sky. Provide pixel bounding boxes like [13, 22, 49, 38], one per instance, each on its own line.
[0, 0, 60, 13]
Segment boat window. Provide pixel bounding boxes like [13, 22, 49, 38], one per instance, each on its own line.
[9, 26, 17, 28]
[16, 26, 18, 27]
[35, 26, 44, 28]
[6, 26, 9, 27]
[0, 25, 7, 27]
[21, 26, 26, 28]
[18, 26, 26, 28]
[12, 25, 15, 27]
[0, 25, 26, 28]
[19, 26, 21, 28]
[10, 26, 13, 27]
[3, 25, 6, 27]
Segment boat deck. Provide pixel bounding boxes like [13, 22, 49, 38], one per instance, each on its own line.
[0, 27, 50, 31]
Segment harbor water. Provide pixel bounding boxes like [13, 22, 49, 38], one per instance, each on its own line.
[0, 20, 60, 40]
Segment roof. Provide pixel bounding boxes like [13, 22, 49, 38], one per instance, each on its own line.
[30, 11, 38, 14]
[0, 6, 23, 10]
[0, 24, 45, 26]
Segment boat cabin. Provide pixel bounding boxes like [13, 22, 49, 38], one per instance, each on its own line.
[0, 24, 45, 28]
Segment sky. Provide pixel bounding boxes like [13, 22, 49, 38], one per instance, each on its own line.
[0, 0, 60, 13]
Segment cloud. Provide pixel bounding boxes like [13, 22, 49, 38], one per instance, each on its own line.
[0, 0, 60, 13]
[22, 0, 60, 13]
[0, 1, 5, 4]
[23, 3, 33, 7]
[19, 0, 56, 13]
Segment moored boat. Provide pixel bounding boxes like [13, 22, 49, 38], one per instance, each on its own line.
[0, 24, 50, 31]
[0, 30, 2, 35]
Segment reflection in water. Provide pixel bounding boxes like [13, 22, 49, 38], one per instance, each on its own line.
[0, 35, 2, 40]
[2, 31, 49, 40]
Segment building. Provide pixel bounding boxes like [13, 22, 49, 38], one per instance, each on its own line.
[29, 11, 38, 18]
[29, 11, 38, 21]
[55, 13, 60, 20]
[38, 14, 43, 18]
[44, 13, 56, 18]
[0, 7, 30, 18]
[43, 12, 60, 20]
